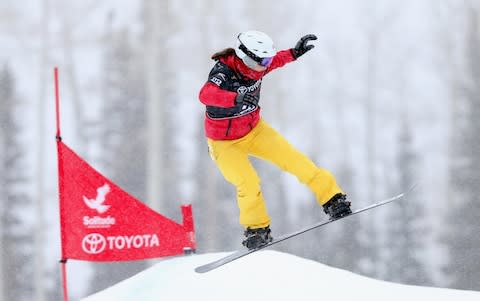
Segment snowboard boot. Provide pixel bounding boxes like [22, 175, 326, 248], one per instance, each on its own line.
[242, 226, 273, 250]
[323, 193, 352, 220]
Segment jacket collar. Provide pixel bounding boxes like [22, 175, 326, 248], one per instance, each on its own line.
[220, 55, 264, 81]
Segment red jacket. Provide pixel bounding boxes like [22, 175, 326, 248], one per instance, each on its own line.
[198, 50, 296, 140]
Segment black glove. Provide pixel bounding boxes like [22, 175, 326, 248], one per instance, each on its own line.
[292, 34, 317, 59]
[235, 93, 259, 106]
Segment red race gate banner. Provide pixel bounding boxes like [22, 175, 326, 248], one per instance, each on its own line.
[57, 141, 196, 262]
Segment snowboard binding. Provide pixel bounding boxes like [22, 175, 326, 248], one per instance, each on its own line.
[242, 226, 273, 250]
[323, 193, 352, 220]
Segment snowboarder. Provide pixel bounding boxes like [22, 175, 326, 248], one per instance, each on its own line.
[198, 30, 352, 250]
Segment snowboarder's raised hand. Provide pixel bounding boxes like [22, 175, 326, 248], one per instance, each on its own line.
[292, 34, 317, 59]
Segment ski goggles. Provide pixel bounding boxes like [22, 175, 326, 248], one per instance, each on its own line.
[238, 43, 273, 67]
[241, 54, 273, 69]
[259, 57, 273, 67]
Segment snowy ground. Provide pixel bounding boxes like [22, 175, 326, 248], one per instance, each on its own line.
[81, 251, 479, 301]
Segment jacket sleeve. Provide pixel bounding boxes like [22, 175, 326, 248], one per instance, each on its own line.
[265, 49, 296, 74]
[198, 82, 237, 108]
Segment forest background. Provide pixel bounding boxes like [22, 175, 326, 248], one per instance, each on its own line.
[1, 1, 479, 300]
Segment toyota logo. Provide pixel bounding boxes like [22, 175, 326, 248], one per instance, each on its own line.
[82, 233, 106, 254]
[237, 86, 247, 94]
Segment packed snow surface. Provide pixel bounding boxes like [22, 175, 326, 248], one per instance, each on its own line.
[81, 250, 479, 301]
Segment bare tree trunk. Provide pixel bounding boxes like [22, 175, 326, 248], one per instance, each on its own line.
[145, 0, 166, 212]
[0, 132, 4, 301]
[61, 10, 86, 153]
[193, 0, 218, 251]
[359, 2, 401, 277]
[34, 1, 49, 301]
[361, 6, 382, 279]
[365, 28, 378, 212]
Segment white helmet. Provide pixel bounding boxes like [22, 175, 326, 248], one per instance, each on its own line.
[235, 30, 276, 68]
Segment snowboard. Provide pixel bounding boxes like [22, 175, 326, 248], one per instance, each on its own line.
[195, 187, 415, 274]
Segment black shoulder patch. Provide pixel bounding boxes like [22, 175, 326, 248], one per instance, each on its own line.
[208, 62, 235, 90]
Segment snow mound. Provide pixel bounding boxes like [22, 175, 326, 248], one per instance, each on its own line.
[81, 250, 479, 301]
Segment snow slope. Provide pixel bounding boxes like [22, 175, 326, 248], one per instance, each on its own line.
[81, 251, 479, 301]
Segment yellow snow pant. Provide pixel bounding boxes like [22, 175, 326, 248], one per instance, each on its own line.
[207, 119, 343, 229]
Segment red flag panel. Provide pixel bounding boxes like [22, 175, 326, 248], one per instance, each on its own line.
[57, 141, 195, 261]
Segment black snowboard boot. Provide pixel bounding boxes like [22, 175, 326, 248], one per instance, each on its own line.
[242, 226, 273, 250]
[323, 193, 352, 220]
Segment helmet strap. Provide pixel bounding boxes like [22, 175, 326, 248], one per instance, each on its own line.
[238, 43, 263, 64]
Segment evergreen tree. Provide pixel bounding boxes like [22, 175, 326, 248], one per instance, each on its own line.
[0, 64, 33, 300]
[192, 2, 243, 252]
[384, 116, 430, 286]
[325, 174, 362, 274]
[445, 4, 480, 290]
[87, 24, 147, 294]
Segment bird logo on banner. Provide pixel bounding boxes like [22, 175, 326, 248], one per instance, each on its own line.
[83, 183, 111, 214]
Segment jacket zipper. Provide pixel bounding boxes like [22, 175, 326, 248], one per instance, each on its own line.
[225, 119, 232, 137]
